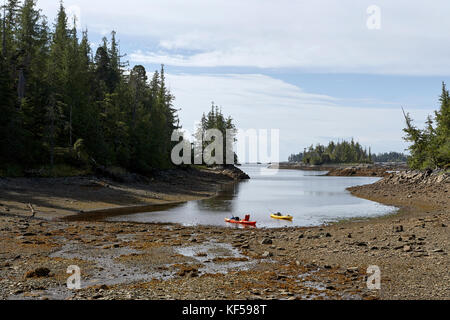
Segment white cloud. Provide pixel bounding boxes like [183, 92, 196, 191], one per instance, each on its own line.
[166, 73, 432, 159]
[38, 0, 450, 75]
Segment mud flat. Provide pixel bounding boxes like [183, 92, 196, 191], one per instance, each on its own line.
[1, 204, 448, 299]
[0, 168, 448, 300]
[0, 166, 248, 220]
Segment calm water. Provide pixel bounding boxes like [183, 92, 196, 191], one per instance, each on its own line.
[109, 165, 397, 228]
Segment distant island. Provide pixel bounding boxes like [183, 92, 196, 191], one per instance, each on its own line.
[288, 139, 408, 166]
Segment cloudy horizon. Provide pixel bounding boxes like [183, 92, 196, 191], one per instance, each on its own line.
[37, 0, 450, 160]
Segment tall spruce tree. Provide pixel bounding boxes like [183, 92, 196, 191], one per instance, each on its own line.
[0, 0, 188, 176]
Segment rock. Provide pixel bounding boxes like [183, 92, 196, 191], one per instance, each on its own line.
[403, 245, 412, 252]
[298, 234, 304, 239]
[325, 233, 332, 238]
[177, 266, 199, 277]
[195, 252, 208, 257]
[432, 249, 444, 253]
[22, 233, 36, 237]
[25, 267, 51, 278]
[394, 225, 404, 233]
[217, 165, 251, 180]
[262, 251, 273, 258]
[261, 238, 273, 245]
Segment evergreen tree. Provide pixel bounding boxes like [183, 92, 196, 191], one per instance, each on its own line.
[403, 83, 450, 169]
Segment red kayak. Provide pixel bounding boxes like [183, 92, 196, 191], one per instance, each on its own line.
[225, 215, 256, 226]
[225, 218, 257, 226]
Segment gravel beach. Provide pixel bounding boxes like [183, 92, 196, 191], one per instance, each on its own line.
[0, 169, 448, 300]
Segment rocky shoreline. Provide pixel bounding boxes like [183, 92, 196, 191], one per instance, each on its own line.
[0, 169, 448, 300]
[348, 170, 449, 212]
[268, 162, 407, 177]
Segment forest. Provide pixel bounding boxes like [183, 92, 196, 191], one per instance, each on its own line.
[288, 139, 373, 165]
[371, 152, 408, 163]
[0, 0, 186, 176]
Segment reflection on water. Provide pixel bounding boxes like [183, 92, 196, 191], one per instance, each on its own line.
[108, 165, 397, 228]
[195, 182, 244, 212]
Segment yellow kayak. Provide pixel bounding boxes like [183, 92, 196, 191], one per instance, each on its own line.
[271, 214, 293, 221]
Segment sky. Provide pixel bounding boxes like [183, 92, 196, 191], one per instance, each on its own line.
[37, 0, 450, 161]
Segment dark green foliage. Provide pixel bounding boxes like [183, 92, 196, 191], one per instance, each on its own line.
[372, 152, 408, 163]
[196, 103, 237, 165]
[403, 82, 450, 169]
[289, 139, 372, 165]
[0, 1, 180, 175]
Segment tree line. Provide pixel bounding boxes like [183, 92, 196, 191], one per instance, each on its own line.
[371, 152, 408, 163]
[0, 0, 180, 176]
[403, 82, 450, 170]
[288, 139, 373, 165]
